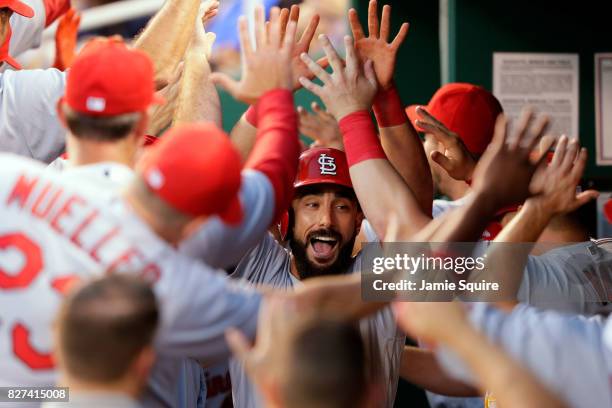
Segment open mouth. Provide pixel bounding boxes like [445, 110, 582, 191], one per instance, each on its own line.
[309, 234, 339, 262]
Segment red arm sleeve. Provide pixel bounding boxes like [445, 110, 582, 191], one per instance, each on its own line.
[372, 83, 408, 128]
[244, 89, 300, 223]
[339, 110, 387, 167]
[43, 0, 71, 27]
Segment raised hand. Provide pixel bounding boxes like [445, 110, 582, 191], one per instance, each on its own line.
[211, 6, 296, 104]
[348, 0, 409, 89]
[299, 35, 378, 121]
[528, 136, 598, 214]
[470, 109, 550, 210]
[53, 8, 81, 71]
[275, 5, 329, 90]
[200, 0, 219, 26]
[297, 102, 343, 150]
[415, 106, 477, 182]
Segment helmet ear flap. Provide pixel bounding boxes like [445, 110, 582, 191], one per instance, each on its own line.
[279, 208, 294, 242]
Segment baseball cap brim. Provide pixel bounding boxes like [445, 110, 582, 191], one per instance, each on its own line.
[4, 0, 35, 17]
[405, 104, 426, 133]
[217, 194, 243, 226]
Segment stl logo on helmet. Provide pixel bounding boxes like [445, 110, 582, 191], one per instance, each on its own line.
[318, 154, 337, 176]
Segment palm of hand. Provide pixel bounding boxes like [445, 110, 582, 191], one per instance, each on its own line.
[354, 38, 395, 88]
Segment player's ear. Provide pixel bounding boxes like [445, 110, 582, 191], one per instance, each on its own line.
[56, 99, 68, 127]
[134, 110, 149, 138]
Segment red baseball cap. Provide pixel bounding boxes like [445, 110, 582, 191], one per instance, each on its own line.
[63, 38, 163, 116]
[0, 0, 34, 17]
[406, 83, 503, 155]
[294, 147, 353, 190]
[138, 123, 243, 224]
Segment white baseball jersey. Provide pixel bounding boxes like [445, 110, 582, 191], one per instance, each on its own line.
[437, 302, 612, 408]
[226, 224, 405, 408]
[55, 160, 278, 408]
[0, 154, 262, 407]
[0, 68, 66, 162]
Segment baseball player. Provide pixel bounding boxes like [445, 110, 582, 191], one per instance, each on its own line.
[1, 0, 69, 72]
[0, 123, 377, 408]
[0, 0, 211, 163]
[215, 146, 405, 408]
[433, 300, 612, 408]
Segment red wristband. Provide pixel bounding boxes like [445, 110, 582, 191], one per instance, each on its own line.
[244, 105, 258, 127]
[339, 110, 386, 167]
[373, 84, 407, 128]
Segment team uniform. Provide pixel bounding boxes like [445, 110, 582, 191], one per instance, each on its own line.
[188, 147, 406, 408]
[227, 229, 405, 408]
[0, 154, 262, 407]
[436, 301, 612, 408]
[0, 0, 70, 161]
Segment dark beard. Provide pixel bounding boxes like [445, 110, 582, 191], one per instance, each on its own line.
[289, 231, 357, 280]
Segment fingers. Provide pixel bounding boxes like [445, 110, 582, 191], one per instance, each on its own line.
[298, 14, 320, 51]
[380, 5, 391, 42]
[560, 139, 580, 174]
[390, 22, 410, 50]
[278, 7, 290, 41]
[344, 35, 359, 73]
[238, 16, 253, 59]
[282, 21, 297, 55]
[491, 113, 509, 148]
[348, 8, 366, 41]
[509, 108, 535, 151]
[364, 59, 378, 89]
[298, 76, 324, 98]
[572, 189, 599, 210]
[268, 7, 281, 48]
[319, 34, 344, 74]
[289, 4, 300, 23]
[368, 0, 380, 38]
[430, 151, 454, 173]
[525, 114, 550, 153]
[210, 72, 241, 97]
[569, 147, 588, 181]
[550, 135, 568, 168]
[300, 51, 332, 83]
[254, 5, 266, 49]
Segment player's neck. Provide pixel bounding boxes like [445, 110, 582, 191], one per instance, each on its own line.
[58, 373, 142, 400]
[66, 133, 137, 168]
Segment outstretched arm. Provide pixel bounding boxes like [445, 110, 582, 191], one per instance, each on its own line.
[299, 35, 431, 239]
[133, 0, 218, 84]
[394, 302, 569, 408]
[173, 16, 220, 126]
[349, 1, 432, 216]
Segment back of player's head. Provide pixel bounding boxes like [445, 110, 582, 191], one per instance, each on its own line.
[60, 38, 163, 141]
[281, 320, 368, 408]
[131, 123, 243, 230]
[56, 274, 159, 383]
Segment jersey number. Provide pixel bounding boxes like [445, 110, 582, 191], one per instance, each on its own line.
[0, 233, 54, 370]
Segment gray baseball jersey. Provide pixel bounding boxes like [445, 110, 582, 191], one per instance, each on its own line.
[4, 0, 46, 70]
[437, 302, 612, 408]
[227, 226, 405, 408]
[0, 68, 66, 162]
[0, 154, 263, 408]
